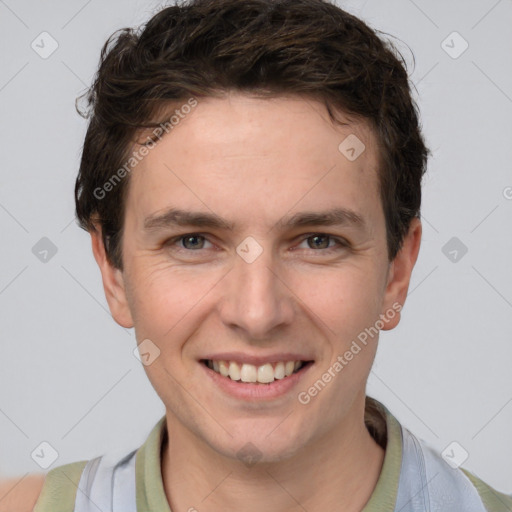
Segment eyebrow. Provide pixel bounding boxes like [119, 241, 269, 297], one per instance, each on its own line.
[144, 209, 235, 231]
[143, 207, 366, 232]
[273, 208, 366, 231]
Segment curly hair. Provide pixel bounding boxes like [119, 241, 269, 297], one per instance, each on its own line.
[75, 0, 430, 270]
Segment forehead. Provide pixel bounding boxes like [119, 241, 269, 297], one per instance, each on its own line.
[125, 93, 382, 230]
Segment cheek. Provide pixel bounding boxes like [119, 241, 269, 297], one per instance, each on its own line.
[297, 265, 382, 327]
[126, 258, 224, 341]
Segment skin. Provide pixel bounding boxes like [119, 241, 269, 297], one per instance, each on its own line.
[88, 92, 421, 512]
[0, 475, 45, 512]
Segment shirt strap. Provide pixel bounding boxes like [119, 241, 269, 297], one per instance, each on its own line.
[73, 449, 137, 512]
[32, 460, 88, 512]
[395, 425, 487, 511]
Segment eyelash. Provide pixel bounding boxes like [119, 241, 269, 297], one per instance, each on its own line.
[164, 233, 349, 255]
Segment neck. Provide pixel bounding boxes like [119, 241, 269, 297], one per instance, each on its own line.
[161, 398, 385, 512]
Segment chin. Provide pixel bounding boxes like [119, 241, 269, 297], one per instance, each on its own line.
[209, 426, 308, 466]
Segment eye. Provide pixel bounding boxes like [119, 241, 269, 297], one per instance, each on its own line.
[296, 234, 348, 253]
[163, 233, 348, 255]
[166, 234, 214, 251]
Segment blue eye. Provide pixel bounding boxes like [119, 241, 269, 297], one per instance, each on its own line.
[179, 234, 211, 250]
[298, 234, 348, 252]
[163, 234, 213, 251]
[305, 235, 332, 249]
[163, 232, 349, 256]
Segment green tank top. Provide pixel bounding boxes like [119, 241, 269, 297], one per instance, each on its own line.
[33, 398, 512, 511]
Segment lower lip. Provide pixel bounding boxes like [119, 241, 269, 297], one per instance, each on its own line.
[200, 361, 314, 401]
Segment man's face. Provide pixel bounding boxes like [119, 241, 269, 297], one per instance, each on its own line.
[94, 93, 417, 462]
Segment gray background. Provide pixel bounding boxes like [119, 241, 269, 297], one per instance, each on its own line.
[1, 0, 511, 495]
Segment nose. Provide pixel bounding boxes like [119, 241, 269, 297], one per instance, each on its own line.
[218, 246, 295, 340]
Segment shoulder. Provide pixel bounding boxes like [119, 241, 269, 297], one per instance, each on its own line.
[0, 458, 94, 512]
[410, 431, 512, 511]
[460, 467, 512, 512]
[1, 464, 89, 512]
[29, 460, 88, 512]
[0, 473, 46, 512]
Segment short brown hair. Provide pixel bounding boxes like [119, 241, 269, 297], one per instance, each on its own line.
[75, 0, 430, 270]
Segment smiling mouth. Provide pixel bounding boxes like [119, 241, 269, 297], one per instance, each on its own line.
[200, 359, 314, 384]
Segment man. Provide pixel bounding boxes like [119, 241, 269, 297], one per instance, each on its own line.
[3, 0, 511, 510]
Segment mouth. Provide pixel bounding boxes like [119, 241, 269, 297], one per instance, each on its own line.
[200, 358, 314, 385]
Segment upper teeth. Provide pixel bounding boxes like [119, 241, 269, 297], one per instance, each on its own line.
[206, 360, 303, 383]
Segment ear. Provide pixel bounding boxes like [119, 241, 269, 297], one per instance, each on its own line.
[90, 225, 134, 329]
[380, 217, 422, 330]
